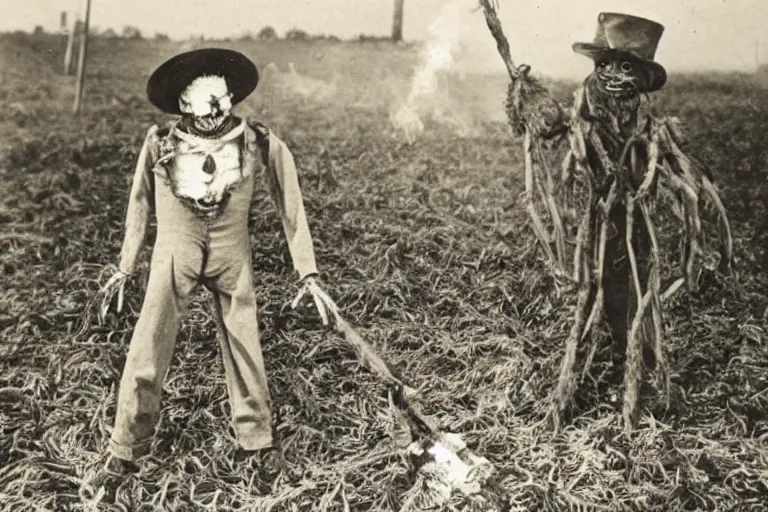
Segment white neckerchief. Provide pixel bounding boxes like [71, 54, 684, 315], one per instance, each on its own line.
[155, 119, 247, 167]
[173, 119, 246, 152]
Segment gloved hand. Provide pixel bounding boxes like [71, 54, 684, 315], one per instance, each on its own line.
[291, 274, 339, 326]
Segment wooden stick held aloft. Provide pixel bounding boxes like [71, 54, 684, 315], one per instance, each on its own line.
[478, 0, 519, 80]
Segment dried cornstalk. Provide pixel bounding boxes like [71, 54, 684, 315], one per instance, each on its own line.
[479, 0, 733, 432]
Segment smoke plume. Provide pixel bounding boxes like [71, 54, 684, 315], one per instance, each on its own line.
[390, 0, 475, 143]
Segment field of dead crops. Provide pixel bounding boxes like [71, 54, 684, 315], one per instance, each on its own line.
[1, 33, 768, 511]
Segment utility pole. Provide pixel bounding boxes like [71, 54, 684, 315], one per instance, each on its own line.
[756, 39, 760, 72]
[392, 0, 405, 42]
[63, 16, 77, 75]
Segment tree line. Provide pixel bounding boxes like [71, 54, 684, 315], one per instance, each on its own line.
[29, 1, 407, 43]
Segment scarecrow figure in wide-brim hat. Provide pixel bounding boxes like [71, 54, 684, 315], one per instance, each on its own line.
[89, 48, 338, 483]
[480, 6, 732, 433]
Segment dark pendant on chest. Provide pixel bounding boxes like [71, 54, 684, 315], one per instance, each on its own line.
[203, 154, 216, 175]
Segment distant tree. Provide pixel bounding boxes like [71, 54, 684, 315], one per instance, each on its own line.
[33, 25, 45, 36]
[391, 0, 404, 42]
[258, 26, 278, 40]
[101, 28, 118, 39]
[122, 26, 143, 40]
[285, 28, 309, 41]
[313, 34, 340, 42]
[154, 33, 170, 41]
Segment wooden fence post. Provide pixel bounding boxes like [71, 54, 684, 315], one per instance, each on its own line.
[63, 17, 76, 75]
[73, 0, 92, 114]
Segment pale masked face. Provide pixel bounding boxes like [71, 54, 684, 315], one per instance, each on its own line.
[178, 75, 234, 132]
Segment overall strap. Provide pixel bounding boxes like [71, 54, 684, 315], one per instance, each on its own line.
[246, 119, 271, 168]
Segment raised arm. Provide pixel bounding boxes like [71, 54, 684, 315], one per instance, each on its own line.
[118, 125, 158, 275]
[479, 0, 568, 139]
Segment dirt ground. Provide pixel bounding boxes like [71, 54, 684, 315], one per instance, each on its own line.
[1, 33, 767, 511]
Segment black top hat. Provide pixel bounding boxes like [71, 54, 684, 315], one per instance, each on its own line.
[146, 48, 259, 115]
[573, 12, 667, 92]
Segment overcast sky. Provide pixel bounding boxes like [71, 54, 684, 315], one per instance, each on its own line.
[4, 0, 766, 79]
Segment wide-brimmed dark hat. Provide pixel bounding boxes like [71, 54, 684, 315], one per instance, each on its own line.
[146, 48, 259, 115]
[573, 12, 667, 92]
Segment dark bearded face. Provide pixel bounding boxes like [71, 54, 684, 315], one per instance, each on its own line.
[583, 61, 643, 134]
[594, 59, 642, 98]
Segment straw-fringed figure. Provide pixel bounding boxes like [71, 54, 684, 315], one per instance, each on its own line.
[90, 49, 337, 481]
[481, 6, 733, 433]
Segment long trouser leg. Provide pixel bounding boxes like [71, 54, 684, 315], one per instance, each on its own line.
[604, 204, 652, 368]
[109, 250, 198, 461]
[209, 260, 273, 451]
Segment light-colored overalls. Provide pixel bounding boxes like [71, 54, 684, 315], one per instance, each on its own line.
[109, 118, 317, 460]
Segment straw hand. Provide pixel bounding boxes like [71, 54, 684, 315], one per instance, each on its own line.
[99, 268, 131, 321]
[291, 275, 339, 326]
